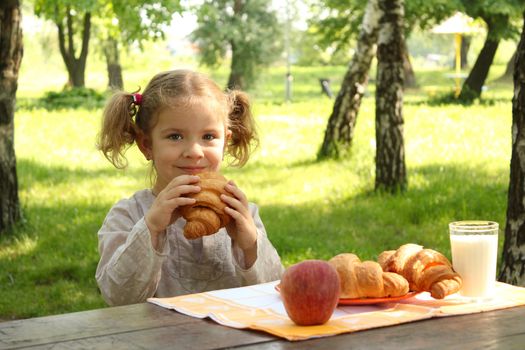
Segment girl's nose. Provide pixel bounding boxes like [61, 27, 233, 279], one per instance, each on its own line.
[183, 141, 204, 158]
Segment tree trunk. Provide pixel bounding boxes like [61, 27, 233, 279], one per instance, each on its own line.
[499, 11, 525, 286]
[317, 0, 382, 159]
[461, 35, 471, 69]
[458, 21, 500, 101]
[227, 40, 245, 90]
[496, 49, 516, 82]
[375, 0, 407, 192]
[402, 40, 417, 88]
[227, 0, 245, 90]
[103, 36, 123, 90]
[56, 6, 91, 88]
[0, 0, 22, 234]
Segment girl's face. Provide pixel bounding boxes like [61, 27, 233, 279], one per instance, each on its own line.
[138, 100, 230, 193]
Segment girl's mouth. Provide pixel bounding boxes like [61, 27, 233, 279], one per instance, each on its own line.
[179, 167, 206, 175]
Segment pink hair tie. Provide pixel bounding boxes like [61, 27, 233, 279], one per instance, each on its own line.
[129, 93, 142, 117]
[132, 93, 142, 105]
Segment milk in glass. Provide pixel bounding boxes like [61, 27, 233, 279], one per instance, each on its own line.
[449, 221, 498, 299]
[450, 234, 498, 297]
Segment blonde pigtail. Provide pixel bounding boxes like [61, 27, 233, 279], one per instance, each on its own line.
[97, 92, 140, 169]
[227, 90, 259, 167]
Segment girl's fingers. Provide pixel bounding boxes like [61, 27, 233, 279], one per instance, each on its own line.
[164, 175, 200, 192]
[172, 197, 196, 207]
[224, 206, 243, 220]
[156, 197, 195, 215]
[221, 194, 249, 218]
[221, 193, 239, 208]
[224, 182, 248, 206]
[164, 184, 201, 199]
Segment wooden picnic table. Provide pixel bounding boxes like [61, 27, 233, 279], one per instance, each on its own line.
[1, 302, 525, 349]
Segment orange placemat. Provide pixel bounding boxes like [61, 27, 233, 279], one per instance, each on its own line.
[147, 281, 525, 341]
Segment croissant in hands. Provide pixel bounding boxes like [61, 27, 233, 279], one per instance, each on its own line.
[329, 253, 409, 299]
[378, 244, 462, 299]
[179, 172, 231, 239]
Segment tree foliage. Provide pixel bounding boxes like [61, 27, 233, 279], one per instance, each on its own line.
[94, 0, 182, 89]
[32, 0, 181, 88]
[33, 0, 96, 57]
[308, 0, 460, 56]
[34, 0, 94, 87]
[102, 0, 181, 46]
[457, 0, 524, 102]
[34, 0, 180, 49]
[191, 0, 282, 89]
[461, 0, 523, 39]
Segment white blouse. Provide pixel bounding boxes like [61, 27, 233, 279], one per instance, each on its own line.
[96, 189, 284, 306]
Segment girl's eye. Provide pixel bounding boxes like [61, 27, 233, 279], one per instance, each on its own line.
[168, 133, 182, 141]
[203, 134, 216, 141]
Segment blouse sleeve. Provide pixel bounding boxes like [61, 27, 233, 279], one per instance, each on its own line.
[95, 199, 168, 306]
[231, 204, 284, 285]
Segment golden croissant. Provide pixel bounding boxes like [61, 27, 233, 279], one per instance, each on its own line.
[179, 172, 230, 239]
[328, 253, 409, 299]
[378, 243, 462, 299]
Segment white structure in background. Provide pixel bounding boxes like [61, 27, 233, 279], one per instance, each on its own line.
[432, 12, 484, 96]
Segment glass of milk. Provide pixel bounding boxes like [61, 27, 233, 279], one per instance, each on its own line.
[449, 221, 499, 299]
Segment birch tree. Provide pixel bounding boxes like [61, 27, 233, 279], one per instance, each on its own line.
[500, 9, 525, 285]
[0, 0, 23, 234]
[375, 0, 407, 192]
[317, 0, 382, 159]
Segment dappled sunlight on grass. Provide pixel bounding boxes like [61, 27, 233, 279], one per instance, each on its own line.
[0, 234, 37, 260]
[263, 162, 507, 267]
[0, 192, 109, 318]
[235, 95, 511, 268]
[404, 102, 511, 167]
[3, 61, 516, 319]
[8, 15, 517, 319]
[237, 160, 366, 207]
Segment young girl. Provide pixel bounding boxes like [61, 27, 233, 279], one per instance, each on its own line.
[95, 69, 284, 306]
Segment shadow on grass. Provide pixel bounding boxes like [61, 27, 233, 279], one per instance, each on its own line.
[16, 88, 108, 111]
[261, 163, 507, 265]
[0, 159, 509, 319]
[16, 158, 145, 191]
[0, 200, 109, 319]
[239, 157, 320, 173]
[0, 159, 149, 318]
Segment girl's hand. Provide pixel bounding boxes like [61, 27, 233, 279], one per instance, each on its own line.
[221, 181, 258, 267]
[145, 175, 200, 249]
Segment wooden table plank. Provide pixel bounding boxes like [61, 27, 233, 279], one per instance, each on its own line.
[0, 304, 171, 349]
[0, 304, 271, 350]
[235, 305, 525, 349]
[17, 320, 275, 350]
[2, 304, 525, 349]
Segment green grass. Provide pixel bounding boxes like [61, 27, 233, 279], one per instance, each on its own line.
[0, 32, 516, 320]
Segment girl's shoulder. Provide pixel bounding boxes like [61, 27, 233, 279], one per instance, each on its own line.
[130, 189, 155, 205]
[109, 189, 154, 219]
[114, 188, 153, 206]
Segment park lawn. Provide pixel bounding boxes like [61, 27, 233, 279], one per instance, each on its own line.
[0, 61, 514, 320]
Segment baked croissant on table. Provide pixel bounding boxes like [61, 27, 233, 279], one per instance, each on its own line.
[378, 243, 462, 299]
[179, 172, 231, 240]
[328, 253, 409, 299]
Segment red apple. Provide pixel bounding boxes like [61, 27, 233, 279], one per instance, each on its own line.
[280, 259, 340, 326]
